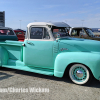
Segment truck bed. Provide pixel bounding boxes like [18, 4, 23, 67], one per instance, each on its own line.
[0, 40, 24, 66]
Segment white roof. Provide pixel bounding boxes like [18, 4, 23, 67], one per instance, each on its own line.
[27, 22, 70, 28]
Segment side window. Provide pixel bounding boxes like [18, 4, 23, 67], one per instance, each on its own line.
[0, 29, 14, 35]
[71, 29, 78, 36]
[7, 30, 14, 35]
[30, 27, 43, 39]
[30, 27, 50, 39]
[80, 29, 88, 37]
[16, 32, 22, 35]
[0, 29, 7, 35]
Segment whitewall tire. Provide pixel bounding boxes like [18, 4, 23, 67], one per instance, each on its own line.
[69, 64, 90, 85]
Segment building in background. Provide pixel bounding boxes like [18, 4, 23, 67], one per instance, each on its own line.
[92, 28, 100, 32]
[0, 11, 5, 27]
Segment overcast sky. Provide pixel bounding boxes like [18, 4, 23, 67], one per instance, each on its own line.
[0, 0, 100, 29]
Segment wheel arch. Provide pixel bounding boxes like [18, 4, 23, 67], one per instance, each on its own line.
[63, 62, 93, 78]
[54, 52, 100, 80]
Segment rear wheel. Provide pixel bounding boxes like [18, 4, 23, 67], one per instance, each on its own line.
[69, 64, 91, 85]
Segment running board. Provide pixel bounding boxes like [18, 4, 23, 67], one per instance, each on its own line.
[2, 65, 54, 76]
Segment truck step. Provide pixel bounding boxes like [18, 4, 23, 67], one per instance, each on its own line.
[2, 64, 54, 76]
[7, 59, 24, 66]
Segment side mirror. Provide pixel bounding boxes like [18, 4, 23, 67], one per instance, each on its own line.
[57, 33, 60, 38]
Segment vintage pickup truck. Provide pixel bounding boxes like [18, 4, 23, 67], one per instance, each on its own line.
[69, 27, 100, 41]
[0, 22, 100, 85]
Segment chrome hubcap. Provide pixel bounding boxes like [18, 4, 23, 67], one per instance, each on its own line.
[76, 70, 83, 78]
[73, 67, 87, 80]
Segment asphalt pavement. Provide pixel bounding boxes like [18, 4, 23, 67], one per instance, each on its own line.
[0, 67, 100, 100]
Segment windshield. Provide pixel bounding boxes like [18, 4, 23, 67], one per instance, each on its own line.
[84, 28, 95, 37]
[51, 27, 68, 39]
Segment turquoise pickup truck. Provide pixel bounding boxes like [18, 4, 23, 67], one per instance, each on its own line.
[0, 22, 100, 85]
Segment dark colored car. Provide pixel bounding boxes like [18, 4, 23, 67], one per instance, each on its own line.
[69, 27, 100, 41]
[0, 27, 18, 41]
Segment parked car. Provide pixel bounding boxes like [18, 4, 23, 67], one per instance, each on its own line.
[69, 27, 100, 41]
[14, 30, 25, 41]
[0, 27, 18, 41]
[0, 22, 100, 85]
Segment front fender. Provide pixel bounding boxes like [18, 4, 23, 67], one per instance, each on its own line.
[54, 52, 100, 80]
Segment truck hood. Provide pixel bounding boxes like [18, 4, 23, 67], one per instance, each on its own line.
[58, 37, 100, 53]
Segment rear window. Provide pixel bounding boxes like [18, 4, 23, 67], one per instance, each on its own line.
[15, 32, 23, 35]
[0, 29, 14, 35]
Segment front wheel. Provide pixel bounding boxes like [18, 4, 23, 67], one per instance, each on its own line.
[69, 64, 91, 85]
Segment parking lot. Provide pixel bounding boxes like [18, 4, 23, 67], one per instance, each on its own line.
[0, 67, 100, 100]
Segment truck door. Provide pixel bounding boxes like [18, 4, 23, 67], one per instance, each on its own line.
[23, 27, 54, 69]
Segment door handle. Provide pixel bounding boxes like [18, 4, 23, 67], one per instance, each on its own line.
[27, 42, 34, 45]
[22, 43, 25, 46]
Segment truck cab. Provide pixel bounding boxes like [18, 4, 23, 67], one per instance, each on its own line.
[24, 22, 70, 68]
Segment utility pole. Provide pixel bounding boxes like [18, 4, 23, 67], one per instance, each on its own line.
[81, 20, 84, 27]
[64, 20, 67, 23]
[34, 20, 37, 22]
[19, 20, 22, 29]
